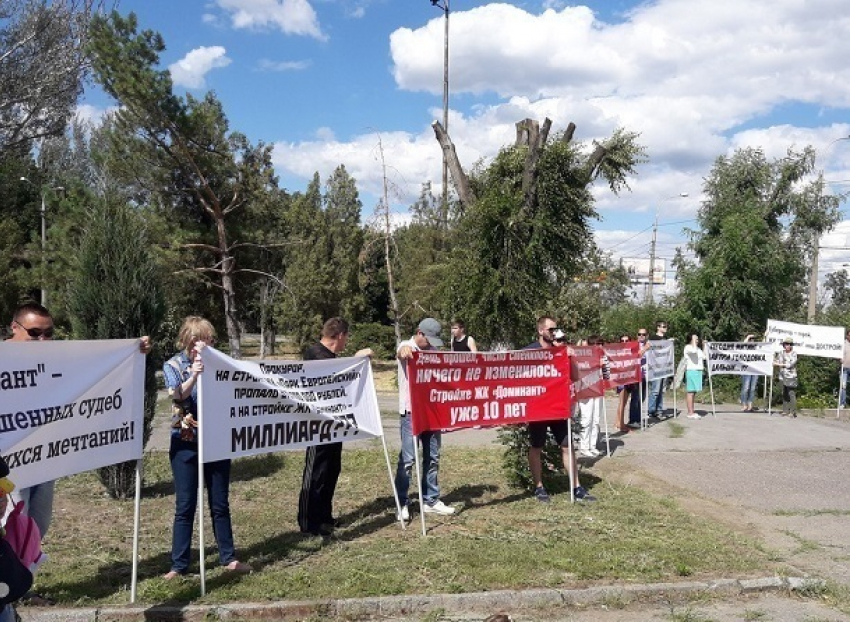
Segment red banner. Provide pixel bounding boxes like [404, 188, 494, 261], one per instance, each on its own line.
[602, 341, 641, 388]
[568, 345, 607, 400]
[408, 348, 572, 435]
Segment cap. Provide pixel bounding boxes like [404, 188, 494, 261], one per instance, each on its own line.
[418, 318, 444, 347]
[782, 337, 794, 345]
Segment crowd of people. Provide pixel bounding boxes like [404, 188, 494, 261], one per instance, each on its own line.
[2, 304, 826, 614]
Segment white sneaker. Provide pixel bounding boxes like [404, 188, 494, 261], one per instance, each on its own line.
[423, 500, 456, 515]
[578, 450, 596, 458]
[687, 413, 700, 419]
[397, 505, 410, 522]
[589, 448, 602, 457]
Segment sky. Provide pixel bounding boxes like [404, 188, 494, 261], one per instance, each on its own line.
[81, 0, 850, 299]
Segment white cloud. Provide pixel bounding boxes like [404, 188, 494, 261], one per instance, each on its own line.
[75, 103, 115, 126]
[214, 0, 326, 40]
[273, 0, 850, 276]
[257, 58, 311, 71]
[169, 46, 232, 89]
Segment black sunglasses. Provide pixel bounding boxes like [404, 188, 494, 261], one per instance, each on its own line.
[14, 321, 54, 339]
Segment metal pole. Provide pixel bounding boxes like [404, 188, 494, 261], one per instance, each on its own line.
[647, 213, 657, 303]
[441, 0, 450, 229]
[807, 244, 818, 322]
[41, 192, 47, 307]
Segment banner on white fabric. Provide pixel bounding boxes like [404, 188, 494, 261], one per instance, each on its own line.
[765, 319, 843, 360]
[646, 339, 675, 381]
[0, 340, 145, 489]
[704, 342, 774, 376]
[198, 348, 383, 462]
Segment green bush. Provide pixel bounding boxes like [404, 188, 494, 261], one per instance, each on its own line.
[344, 322, 397, 359]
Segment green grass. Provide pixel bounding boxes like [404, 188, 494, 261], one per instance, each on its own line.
[668, 421, 686, 438]
[36, 445, 773, 607]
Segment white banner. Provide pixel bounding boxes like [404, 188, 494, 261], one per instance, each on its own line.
[646, 339, 675, 381]
[0, 340, 145, 489]
[198, 348, 383, 462]
[765, 319, 843, 359]
[705, 342, 774, 376]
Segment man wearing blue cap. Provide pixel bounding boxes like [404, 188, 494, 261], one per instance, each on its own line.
[394, 318, 456, 521]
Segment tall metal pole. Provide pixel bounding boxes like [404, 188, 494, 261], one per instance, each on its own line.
[40, 192, 47, 307]
[647, 213, 658, 303]
[807, 245, 818, 322]
[441, 0, 450, 230]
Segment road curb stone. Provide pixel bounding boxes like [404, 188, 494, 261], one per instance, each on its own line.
[17, 576, 806, 621]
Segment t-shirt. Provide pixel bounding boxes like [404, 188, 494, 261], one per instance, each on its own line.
[397, 338, 421, 413]
[683, 343, 705, 370]
[451, 335, 472, 352]
[304, 341, 336, 361]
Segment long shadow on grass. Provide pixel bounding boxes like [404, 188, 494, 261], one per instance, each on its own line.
[142, 453, 287, 498]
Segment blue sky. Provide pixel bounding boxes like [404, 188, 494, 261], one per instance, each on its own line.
[82, 0, 850, 298]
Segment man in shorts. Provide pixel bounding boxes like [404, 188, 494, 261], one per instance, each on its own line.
[523, 316, 596, 503]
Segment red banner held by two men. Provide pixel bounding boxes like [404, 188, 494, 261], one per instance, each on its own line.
[407, 348, 572, 435]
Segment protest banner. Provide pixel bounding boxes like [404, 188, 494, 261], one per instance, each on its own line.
[705, 342, 774, 376]
[765, 319, 843, 359]
[568, 345, 606, 400]
[0, 340, 145, 490]
[407, 348, 571, 435]
[646, 339, 675, 381]
[198, 348, 383, 462]
[602, 341, 641, 388]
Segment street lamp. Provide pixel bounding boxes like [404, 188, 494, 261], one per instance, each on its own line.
[430, 0, 450, 229]
[19, 177, 64, 307]
[647, 192, 689, 302]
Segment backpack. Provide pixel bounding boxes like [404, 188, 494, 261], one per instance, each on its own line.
[0, 537, 32, 607]
[3, 501, 45, 574]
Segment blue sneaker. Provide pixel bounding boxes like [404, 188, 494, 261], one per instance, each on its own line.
[534, 486, 550, 503]
[573, 486, 596, 502]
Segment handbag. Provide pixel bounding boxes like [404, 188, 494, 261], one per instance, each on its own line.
[0, 537, 33, 606]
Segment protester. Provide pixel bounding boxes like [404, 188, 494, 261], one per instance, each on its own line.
[298, 318, 373, 537]
[647, 320, 671, 418]
[841, 330, 850, 409]
[615, 333, 631, 433]
[395, 318, 456, 521]
[774, 337, 798, 417]
[577, 335, 607, 457]
[524, 316, 596, 502]
[683, 333, 706, 419]
[740, 334, 759, 412]
[5, 302, 150, 605]
[625, 328, 651, 428]
[162, 316, 250, 579]
[449, 319, 478, 352]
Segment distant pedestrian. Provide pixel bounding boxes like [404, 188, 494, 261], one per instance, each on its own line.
[683, 333, 706, 419]
[774, 337, 798, 417]
[740, 334, 759, 411]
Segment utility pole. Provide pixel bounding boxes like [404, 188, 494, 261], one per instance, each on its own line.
[647, 213, 658, 303]
[807, 245, 818, 322]
[430, 0, 450, 231]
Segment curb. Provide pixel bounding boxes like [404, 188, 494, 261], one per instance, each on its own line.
[17, 576, 820, 621]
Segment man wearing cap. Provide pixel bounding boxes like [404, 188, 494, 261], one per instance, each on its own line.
[394, 318, 456, 520]
[774, 337, 798, 417]
[523, 316, 596, 503]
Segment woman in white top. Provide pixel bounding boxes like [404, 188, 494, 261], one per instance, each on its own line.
[684, 333, 706, 419]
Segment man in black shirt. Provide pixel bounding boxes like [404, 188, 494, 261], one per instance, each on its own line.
[297, 317, 373, 536]
[450, 319, 478, 352]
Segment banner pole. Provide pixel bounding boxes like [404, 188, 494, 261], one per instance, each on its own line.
[601, 397, 610, 457]
[130, 458, 142, 603]
[768, 375, 774, 416]
[672, 349, 678, 418]
[198, 373, 206, 596]
[413, 432, 425, 536]
[568, 417, 575, 503]
[838, 366, 844, 420]
[708, 363, 716, 417]
[381, 431, 406, 531]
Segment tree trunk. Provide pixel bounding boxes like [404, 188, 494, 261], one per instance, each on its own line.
[431, 120, 475, 209]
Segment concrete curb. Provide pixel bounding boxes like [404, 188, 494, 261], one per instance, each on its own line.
[17, 576, 821, 621]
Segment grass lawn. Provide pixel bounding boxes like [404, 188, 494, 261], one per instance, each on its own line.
[37, 444, 773, 607]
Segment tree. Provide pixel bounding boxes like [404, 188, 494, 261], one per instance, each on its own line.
[825, 270, 850, 311]
[0, 0, 100, 151]
[441, 120, 646, 348]
[675, 147, 841, 340]
[88, 11, 276, 358]
[68, 197, 164, 498]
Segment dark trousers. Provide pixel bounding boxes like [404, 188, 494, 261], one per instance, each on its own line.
[298, 442, 343, 532]
[626, 380, 645, 424]
[169, 437, 236, 574]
